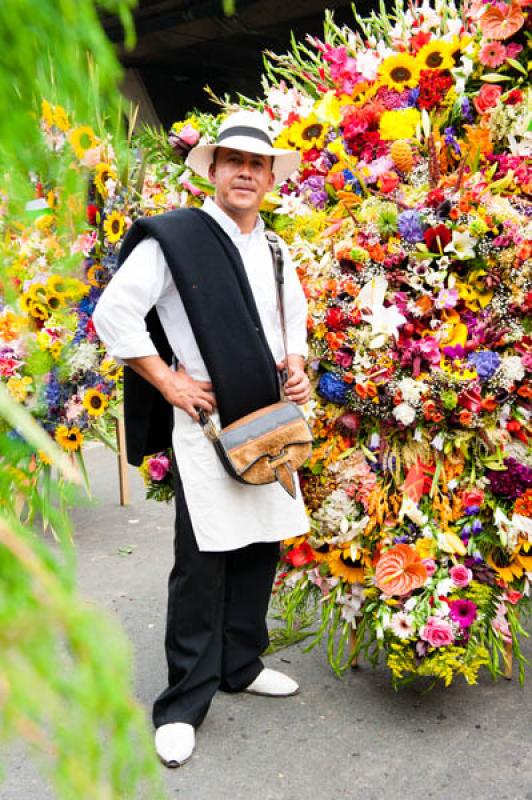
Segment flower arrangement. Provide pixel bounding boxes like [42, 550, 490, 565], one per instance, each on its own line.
[253, 0, 532, 686]
[140, 450, 175, 503]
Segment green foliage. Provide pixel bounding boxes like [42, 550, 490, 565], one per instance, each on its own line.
[0, 1, 166, 797]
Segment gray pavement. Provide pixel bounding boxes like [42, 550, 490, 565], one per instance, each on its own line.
[2, 443, 531, 800]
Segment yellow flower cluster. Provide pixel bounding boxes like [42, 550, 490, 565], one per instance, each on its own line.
[19, 275, 88, 323]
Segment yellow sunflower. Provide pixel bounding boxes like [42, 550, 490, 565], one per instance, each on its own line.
[49, 341, 63, 360]
[69, 125, 98, 159]
[86, 264, 106, 288]
[486, 545, 532, 583]
[55, 425, 84, 452]
[28, 283, 48, 303]
[292, 113, 328, 151]
[19, 293, 35, 314]
[45, 290, 64, 313]
[100, 357, 123, 382]
[83, 388, 108, 417]
[417, 40, 453, 71]
[47, 275, 69, 298]
[379, 54, 420, 92]
[28, 302, 49, 321]
[327, 549, 365, 584]
[94, 162, 117, 196]
[103, 211, 126, 244]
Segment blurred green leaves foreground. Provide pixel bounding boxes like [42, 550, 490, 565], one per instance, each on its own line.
[0, 2, 164, 797]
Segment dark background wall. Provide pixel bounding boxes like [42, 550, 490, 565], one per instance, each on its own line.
[102, 0, 371, 127]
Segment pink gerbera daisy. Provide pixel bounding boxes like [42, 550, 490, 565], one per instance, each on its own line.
[449, 599, 478, 629]
[479, 41, 507, 68]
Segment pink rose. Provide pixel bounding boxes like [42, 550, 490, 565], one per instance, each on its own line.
[450, 564, 473, 588]
[148, 454, 171, 482]
[423, 558, 437, 577]
[473, 84, 502, 115]
[420, 617, 454, 648]
[178, 124, 200, 147]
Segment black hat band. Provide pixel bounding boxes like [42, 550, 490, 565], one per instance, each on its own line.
[217, 125, 274, 148]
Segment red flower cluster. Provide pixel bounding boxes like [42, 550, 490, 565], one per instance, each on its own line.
[417, 69, 453, 111]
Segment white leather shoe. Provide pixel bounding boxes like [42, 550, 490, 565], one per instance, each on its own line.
[154, 722, 195, 768]
[244, 668, 299, 697]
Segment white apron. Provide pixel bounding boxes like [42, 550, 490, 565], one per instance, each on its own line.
[172, 407, 310, 552]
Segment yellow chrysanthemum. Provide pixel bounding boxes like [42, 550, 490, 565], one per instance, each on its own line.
[94, 162, 117, 196]
[379, 108, 421, 141]
[417, 40, 453, 71]
[55, 425, 84, 452]
[103, 211, 126, 244]
[69, 125, 98, 159]
[378, 53, 420, 91]
[52, 105, 70, 132]
[6, 376, 33, 403]
[83, 388, 108, 418]
[292, 113, 328, 151]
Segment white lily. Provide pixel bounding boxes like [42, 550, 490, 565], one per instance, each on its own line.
[357, 275, 406, 345]
[444, 230, 477, 260]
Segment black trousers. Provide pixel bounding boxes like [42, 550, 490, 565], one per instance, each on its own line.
[152, 462, 280, 729]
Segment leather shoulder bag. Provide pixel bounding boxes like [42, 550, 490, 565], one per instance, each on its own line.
[198, 232, 313, 498]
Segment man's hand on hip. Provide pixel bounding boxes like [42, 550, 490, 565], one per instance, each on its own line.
[124, 356, 216, 421]
[161, 367, 216, 420]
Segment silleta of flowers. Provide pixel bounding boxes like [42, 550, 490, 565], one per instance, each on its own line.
[3, 0, 530, 687]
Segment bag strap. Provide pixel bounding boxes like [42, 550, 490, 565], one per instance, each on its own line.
[265, 231, 289, 388]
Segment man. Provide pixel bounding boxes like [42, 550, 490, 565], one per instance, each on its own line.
[93, 110, 310, 767]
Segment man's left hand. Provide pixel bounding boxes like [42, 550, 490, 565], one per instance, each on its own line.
[278, 357, 311, 405]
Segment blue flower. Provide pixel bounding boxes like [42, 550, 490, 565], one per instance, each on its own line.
[467, 350, 501, 381]
[397, 210, 425, 243]
[317, 372, 349, 405]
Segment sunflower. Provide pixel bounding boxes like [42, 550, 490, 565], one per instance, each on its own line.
[417, 40, 453, 71]
[103, 211, 126, 244]
[94, 162, 117, 196]
[327, 549, 365, 584]
[100, 357, 122, 381]
[55, 425, 83, 452]
[83, 388, 108, 417]
[378, 54, 420, 92]
[86, 264, 106, 288]
[45, 290, 64, 313]
[292, 113, 328, 151]
[28, 302, 49, 321]
[47, 274, 69, 298]
[49, 341, 63, 360]
[28, 283, 48, 303]
[486, 543, 532, 583]
[275, 126, 298, 150]
[19, 293, 35, 314]
[69, 125, 98, 159]
[311, 542, 331, 563]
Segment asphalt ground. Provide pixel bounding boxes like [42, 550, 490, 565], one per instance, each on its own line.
[2, 443, 531, 800]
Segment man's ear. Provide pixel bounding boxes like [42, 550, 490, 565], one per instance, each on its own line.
[267, 170, 275, 192]
[208, 161, 216, 183]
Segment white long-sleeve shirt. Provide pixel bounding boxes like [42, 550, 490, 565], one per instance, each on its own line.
[93, 197, 308, 379]
[93, 198, 310, 551]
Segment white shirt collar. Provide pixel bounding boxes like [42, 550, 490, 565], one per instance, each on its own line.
[202, 196, 264, 241]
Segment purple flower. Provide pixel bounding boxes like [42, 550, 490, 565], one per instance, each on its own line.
[397, 210, 425, 243]
[487, 458, 532, 499]
[449, 599, 478, 629]
[467, 350, 501, 381]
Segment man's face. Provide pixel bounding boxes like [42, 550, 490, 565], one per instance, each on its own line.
[208, 147, 275, 218]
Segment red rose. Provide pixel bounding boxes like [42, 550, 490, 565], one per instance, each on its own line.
[473, 84, 502, 115]
[426, 188, 445, 208]
[424, 224, 452, 252]
[461, 488, 485, 508]
[285, 542, 314, 567]
[326, 307, 349, 330]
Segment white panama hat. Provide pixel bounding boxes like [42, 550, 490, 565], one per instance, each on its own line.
[185, 109, 300, 184]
